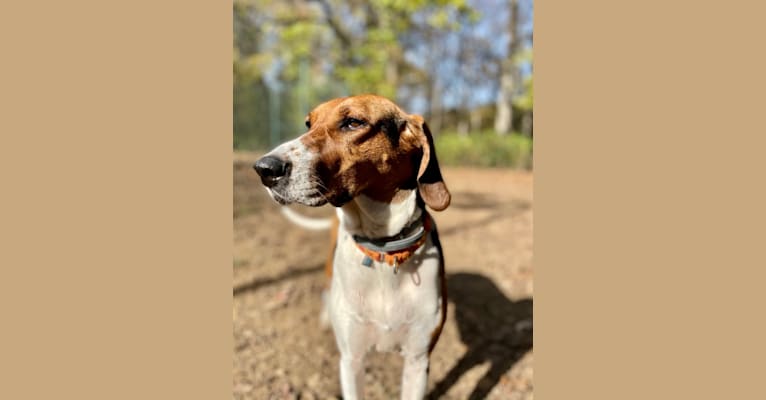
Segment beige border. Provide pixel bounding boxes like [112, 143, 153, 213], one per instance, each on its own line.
[4, 1, 766, 399]
[537, 1, 766, 399]
[0, 2, 231, 399]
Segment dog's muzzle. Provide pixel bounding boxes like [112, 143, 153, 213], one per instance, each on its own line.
[253, 155, 292, 188]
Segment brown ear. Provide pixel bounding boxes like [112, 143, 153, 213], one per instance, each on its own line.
[409, 115, 451, 211]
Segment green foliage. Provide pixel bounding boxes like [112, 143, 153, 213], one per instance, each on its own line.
[232, 0, 534, 162]
[513, 75, 533, 111]
[434, 131, 533, 169]
[512, 48, 533, 112]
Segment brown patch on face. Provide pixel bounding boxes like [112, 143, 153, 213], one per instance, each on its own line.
[297, 94, 451, 211]
[299, 95, 425, 206]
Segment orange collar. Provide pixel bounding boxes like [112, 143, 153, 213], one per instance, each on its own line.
[354, 213, 433, 270]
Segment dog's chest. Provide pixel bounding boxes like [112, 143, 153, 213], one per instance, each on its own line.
[330, 232, 443, 353]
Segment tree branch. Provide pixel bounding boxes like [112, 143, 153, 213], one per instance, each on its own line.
[309, 0, 353, 47]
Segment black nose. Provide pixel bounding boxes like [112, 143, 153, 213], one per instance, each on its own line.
[253, 155, 291, 187]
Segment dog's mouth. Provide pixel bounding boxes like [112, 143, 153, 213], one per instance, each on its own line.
[265, 187, 291, 205]
[265, 178, 329, 207]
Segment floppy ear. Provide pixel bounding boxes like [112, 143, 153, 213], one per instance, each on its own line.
[408, 114, 451, 211]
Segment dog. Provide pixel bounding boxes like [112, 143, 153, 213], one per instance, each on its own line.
[253, 94, 450, 399]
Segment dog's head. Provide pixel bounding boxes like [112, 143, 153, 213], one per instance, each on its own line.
[253, 94, 450, 211]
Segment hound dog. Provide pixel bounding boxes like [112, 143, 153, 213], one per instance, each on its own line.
[253, 94, 450, 399]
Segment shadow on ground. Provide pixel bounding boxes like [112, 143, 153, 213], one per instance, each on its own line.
[447, 191, 508, 210]
[233, 264, 324, 296]
[430, 273, 533, 399]
[438, 193, 530, 238]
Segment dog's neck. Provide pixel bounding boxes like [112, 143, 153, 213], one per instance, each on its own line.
[337, 190, 422, 239]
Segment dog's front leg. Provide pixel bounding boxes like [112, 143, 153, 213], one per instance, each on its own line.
[400, 352, 430, 400]
[332, 310, 368, 400]
[338, 352, 366, 400]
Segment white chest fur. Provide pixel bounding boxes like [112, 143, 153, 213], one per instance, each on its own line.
[329, 230, 442, 354]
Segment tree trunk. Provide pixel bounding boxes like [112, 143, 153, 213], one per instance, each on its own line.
[494, 0, 520, 135]
[429, 79, 443, 133]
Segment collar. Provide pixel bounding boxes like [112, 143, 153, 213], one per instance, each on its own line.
[352, 212, 433, 272]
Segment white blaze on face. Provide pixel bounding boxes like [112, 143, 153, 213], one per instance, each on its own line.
[262, 138, 325, 206]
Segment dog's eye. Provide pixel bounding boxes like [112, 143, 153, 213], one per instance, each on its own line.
[341, 118, 366, 131]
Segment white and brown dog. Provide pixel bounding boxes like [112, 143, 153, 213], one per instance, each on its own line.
[253, 94, 450, 399]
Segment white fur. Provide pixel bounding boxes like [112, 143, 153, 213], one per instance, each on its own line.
[338, 193, 421, 238]
[328, 192, 442, 400]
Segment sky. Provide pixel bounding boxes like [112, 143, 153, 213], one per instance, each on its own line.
[255, 0, 533, 115]
[404, 0, 533, 113]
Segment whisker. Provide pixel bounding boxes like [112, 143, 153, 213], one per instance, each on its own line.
[312, 180, 330, 192]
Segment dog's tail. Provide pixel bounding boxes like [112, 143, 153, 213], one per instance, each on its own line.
[279, 207, 333, 231]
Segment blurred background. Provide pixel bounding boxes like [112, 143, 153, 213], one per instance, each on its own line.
[234, 0, 533, 169]
[233, 1, 534, 399]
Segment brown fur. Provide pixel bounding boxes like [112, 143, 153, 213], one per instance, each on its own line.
[300, 94, 450, 209]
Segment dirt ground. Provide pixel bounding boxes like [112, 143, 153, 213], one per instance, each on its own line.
[233, 152, 533, 400]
